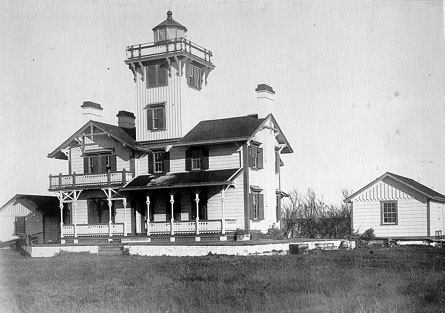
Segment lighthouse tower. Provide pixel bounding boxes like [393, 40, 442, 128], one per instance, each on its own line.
[124, 11, 215, 142]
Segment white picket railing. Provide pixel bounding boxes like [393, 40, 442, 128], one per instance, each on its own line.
[61, 223, 124, 237]
[49, 171, 132, 190]
[148, 219, 237, 234]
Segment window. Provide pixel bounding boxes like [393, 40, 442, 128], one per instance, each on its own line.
[148, 151, 169, 174]
[88, 157, 94, 174]
[381, 201, 397, 225]
[83, 155, 116, 174]
[15, 217, 25, 235]
[192, 157, 201, 170]
[187, 64, 202, 89]
[186, 148, 209, 171]
[146, 104, 166, 131]
[249, 144, 263, 169]
[249, 191, 264, 220]
[153, 152, 164, 173]
[146, 64, 168, 88]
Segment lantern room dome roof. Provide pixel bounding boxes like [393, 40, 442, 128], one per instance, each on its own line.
[152, 11, 187, 32]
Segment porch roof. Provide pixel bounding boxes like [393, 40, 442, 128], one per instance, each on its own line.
[121, 168, 242, 191]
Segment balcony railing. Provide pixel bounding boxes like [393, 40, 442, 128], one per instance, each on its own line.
[49, 170, 133, 190]
[125, 38, 213, 64]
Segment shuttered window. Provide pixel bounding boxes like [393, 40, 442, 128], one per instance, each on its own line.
[83, 155, 116, 174]
[146, 64, 168, 88]
[250, 192, 264, 220]
[248, 144, 263, 170]
[275, 149, 280, 174]
[146, 104, 166, 131]
[185, 147, 209, 171]
[187, 64, 202, 89]
[148, 151, 170, 175]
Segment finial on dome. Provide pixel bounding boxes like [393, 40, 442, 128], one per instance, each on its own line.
[167, 10, 172, 20]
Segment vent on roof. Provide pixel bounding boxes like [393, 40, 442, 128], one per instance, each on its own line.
[82, 101, 103, 122]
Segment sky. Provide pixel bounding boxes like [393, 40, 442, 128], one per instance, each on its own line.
[0, 0, 444, 207]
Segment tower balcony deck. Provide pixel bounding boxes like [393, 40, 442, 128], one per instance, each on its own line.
[125, 38, 213, 66]
[49, 170, 133, 191]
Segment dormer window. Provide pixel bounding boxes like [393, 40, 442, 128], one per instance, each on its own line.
[186, 147, 209, 171]
[187, 64, 202, 90]
[148, 151, 170, 175]
[153, 151, 164, 173]
[192, 157, 201, 170]
[146, 103, 166, 131]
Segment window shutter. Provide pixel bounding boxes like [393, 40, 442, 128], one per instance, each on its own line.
[257, 148, 264, 169]
[258, 194, 265, 220]
[163, 152, 170, 173]
[248, 146, 252, 167]
[147, 109, 153, 130]
[83, 158, 89, 174]
[249, 193, 254, 219]
[99, 155, 106, 173]
[276, 194, 281, 222]
[111, 155, 117, 172]
[275, 151, 280, 174]
[158, 107, 165, 129]
[159, 65, 168, 85]
[93, 157, 100, 174]
[201, 148, 209, 170]
[146, 65, 156, 87]
[147, 152, 154, 174]
[185, 149, 192, 171]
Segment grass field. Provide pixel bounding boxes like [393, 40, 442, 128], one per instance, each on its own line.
[0, 246, 444, 313]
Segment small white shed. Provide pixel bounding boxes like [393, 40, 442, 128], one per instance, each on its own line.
[345, 172, 445, 239]
[0, 194, 60, 244]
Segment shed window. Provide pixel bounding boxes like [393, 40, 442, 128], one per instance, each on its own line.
[381, 201, 397, 225]
[15, 217, 26, 235]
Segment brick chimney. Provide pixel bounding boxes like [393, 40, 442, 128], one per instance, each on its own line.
[81, 101, 103, 122]
[255, 84, 275, 118]
[117, 110, 136, 138]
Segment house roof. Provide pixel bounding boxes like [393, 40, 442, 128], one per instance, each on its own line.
[175, 114, 293, 153]
[344, 172, 445, 203]
[152, 11, 187, 32]
[121, 168, 242, 191]
[48, 120, 141, 160]
[0, 194, 59, 216]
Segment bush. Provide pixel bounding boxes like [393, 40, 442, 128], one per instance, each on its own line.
[252, 224, 286, 240]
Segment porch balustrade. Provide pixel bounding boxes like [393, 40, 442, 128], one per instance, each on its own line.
[61, 223, 124, 237]
[49, 170, 133, 190]
[148, 219, 237, 235]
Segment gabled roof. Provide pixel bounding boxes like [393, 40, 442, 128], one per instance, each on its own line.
[344, 172, 445, 203]
[0, 194, 59, 216]
[175, 114, 293, 153]
[121, 168, 242, 191]
[48, 120, 140, 160]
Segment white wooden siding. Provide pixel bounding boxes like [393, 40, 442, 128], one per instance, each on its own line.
[351, 180, 426, 203]
[0, 201, 42, 242]
[208, 144, 241, 170]
[430, 201, 445, 235]
[114, 200, 133, 234]
[353, 199, 427, 237]
[169, 147, 186, 173]
[137, 154, 149, 175]
[71, 148, 83, 174]
[74, 200, 88, 225]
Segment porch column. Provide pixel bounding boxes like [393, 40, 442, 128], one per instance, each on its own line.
[59, 197, 64, 239]
[108, 198, 113, 237]
[195, 193, 200, 235]
[170, 194, 175, 235]
[221, 189, 226, 235]
[146, 195, 151, 236]
[123, 198, 128, 237]
[73, 200, 77, 238]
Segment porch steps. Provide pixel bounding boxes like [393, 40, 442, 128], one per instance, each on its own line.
[98, 245, 124, 256]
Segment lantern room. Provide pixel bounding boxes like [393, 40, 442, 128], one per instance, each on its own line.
[152, 11, 187, 43]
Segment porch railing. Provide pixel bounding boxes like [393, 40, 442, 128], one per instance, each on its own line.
[62, 223, 124, 237]
[148, 219, 237, 235]
[125, 38, 213, 64]
[49, 170, 133, 190]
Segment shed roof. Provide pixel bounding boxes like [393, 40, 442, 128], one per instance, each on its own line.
[0, 194, 59, 216]
[121, 168, 242, 191]
[344, 172, 445, 203]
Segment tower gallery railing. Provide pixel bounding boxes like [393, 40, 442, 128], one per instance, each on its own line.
[125, 38, 213, 64]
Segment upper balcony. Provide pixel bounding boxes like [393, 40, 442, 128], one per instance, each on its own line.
[49, 170, 133, 191]
[125, 38, 213, 66]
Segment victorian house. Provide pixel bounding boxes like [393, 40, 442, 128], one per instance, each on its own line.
[48, 11, 293, 243]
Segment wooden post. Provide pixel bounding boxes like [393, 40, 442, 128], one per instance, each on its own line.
[122, 168, 127, 184]
[146, 195, 150, 236]
[58, 173, 62, 188]
[72, 172, 76, 187]
[73, 197, 77, 238]
[108, 196, 112, 237]
[170, 194, 175, 236]
[221, 189, 226, 235]
[123, 198, 128, 237]
[195, 193, 200, 235]
[59, 196, 64, 239]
